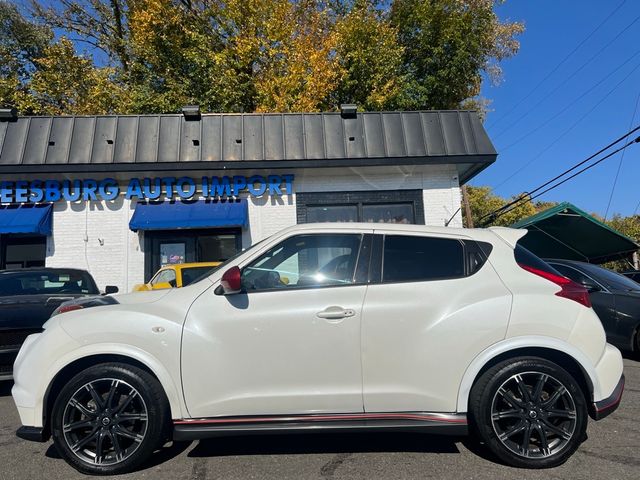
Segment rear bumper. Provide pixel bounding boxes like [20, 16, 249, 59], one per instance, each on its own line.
[16, 426, 48, 442]
[591, 374, 624, 420]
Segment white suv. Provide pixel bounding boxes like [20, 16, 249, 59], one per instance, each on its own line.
[12, 223, 624, 474]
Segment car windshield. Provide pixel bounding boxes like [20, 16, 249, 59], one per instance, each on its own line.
[187, 238, 269, 286]
[579, 263, 640, 292]
[0, 270, 99, 296]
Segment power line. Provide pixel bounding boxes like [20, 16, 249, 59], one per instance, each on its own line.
[479, 124, 640, 225]
[487, 0, 627, 129]
[491, 13, 640, 141]
[493, 61, 640, 189]
[604, 89, 640, 220]
[498, 50, 640, 151]
[488, 135, 640, 225]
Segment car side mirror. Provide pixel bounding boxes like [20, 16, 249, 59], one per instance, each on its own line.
[218, 266, 242, 295]
[104, 285, 119, 295]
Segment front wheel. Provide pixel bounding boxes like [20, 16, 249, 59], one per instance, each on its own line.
[469, 357, 588, 468]
[51, 363, 169, 475]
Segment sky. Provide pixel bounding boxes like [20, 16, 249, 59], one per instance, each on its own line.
[475, 0, 640, 219]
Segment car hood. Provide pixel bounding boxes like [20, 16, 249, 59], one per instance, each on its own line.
[53, 289, 172, 316]
[110, 289, 173, 305]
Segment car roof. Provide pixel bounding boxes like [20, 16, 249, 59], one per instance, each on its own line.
[175, 262, 221, 269]
[276, 222, 521, 238]
[544, 259, 614, 274]
[0, 267, 91, 276]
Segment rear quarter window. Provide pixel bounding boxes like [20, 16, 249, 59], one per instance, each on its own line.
[382, 235, 465, 283]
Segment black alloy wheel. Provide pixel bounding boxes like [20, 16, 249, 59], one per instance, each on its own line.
[51, 363, 169, 475]
[62, 378, 148, 466]
[470, 357, 588, 469]
[490, 372, 577, 459]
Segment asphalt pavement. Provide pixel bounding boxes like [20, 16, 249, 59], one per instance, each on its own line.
[0, 356, 638, 479]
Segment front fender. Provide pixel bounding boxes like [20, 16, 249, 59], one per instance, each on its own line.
[13, 326, 187, 428]
[45, 343, 187, 421]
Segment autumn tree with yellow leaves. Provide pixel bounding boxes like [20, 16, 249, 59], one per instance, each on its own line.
[1, 0, 524, 115]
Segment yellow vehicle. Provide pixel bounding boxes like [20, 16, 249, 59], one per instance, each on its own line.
[132, 262, 221, 292]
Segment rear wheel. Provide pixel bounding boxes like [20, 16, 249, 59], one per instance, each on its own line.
[51, 363, 169, 475]
[469, 357, 587, 468]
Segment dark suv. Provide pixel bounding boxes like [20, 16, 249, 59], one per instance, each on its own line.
[0, 268, 114, 380]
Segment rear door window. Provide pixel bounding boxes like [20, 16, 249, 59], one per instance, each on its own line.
[382, 235, 465, 283]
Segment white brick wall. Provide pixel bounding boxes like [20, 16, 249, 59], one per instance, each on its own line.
[46, 197, 145, 292]
[44, 164, 462, 291]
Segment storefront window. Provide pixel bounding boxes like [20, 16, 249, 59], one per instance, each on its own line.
[160, 243, 186, 266]
[362, 203, 414, 224]
[145, 229, 242, 282]
[1, 236, 46, 269]
[307, 205, 358, 223]
[297, 190, 424, 225]
[197, 234, 238, 262]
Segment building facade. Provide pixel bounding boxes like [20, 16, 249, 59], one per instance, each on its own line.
[0, 110, 497, 291]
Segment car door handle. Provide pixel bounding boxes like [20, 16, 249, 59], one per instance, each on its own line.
[316, 306, 356, 320]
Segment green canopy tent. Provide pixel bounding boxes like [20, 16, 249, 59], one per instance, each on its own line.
[511, 202, 639, 264]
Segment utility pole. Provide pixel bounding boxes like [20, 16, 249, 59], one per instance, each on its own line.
[461, 185, 474, 228]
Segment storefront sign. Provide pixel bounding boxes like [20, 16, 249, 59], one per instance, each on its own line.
[0, 174, 294, 204]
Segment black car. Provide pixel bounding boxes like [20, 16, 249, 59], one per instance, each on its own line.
[546, 259, 640, 353]
[0, 268, 117, 380]
[621, 270, 640, 283]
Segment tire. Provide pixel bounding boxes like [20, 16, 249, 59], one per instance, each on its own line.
[51, 363, 170, 475]
[469, 356, 588, 469]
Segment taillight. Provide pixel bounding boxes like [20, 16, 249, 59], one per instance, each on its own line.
[518, 264, 592, 308]
[52, 304, 84, 317]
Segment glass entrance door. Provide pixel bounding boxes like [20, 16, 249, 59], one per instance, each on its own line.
[145, 229, 241, 281]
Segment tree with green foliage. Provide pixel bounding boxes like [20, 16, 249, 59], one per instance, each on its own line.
[390, 0, 524, 110]
[2, 0, 524, 115]
[464, 185, 538, 227]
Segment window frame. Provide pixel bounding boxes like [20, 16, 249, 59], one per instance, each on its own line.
[239, 233, 371, 294]
[297, 190, 425, 225]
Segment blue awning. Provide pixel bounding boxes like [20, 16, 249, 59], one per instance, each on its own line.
[129, 199, 248, 232]
[0, 204, 53, 235]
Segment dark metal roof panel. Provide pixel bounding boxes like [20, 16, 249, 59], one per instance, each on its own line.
[46, 117, 73, 165]
[0, 111, 497, 177]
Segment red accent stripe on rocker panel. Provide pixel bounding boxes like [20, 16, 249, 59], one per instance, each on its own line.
[173, 413, 467, 425]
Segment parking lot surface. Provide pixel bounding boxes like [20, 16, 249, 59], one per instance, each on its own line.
[0, 357, 638, 480]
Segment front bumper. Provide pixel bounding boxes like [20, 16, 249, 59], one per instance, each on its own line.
[591, 374, 625, 420]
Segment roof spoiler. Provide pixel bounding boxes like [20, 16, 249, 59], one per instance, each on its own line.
[488, 227, 528, 248]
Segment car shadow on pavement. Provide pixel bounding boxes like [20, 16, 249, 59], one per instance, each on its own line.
[45, 440, 193, 470]
[0, 381, 12, 397]
[187, 432, 465, 458]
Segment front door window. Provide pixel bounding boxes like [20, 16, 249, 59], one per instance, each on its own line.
[241, 234, 362, 291]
